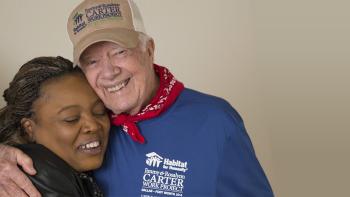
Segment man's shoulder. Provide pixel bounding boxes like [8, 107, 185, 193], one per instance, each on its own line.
[176, 88, 244, 125]
[178, 88, 235, 112]
[181, 88, 230, 106]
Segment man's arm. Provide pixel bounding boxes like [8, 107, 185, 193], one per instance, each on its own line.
[215, 102, 274, 196]
[0, 144, 41, 197]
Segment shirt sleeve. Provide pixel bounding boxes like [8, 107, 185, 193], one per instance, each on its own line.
[215, 103, 274, 197]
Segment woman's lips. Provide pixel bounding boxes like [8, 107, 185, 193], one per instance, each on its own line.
[77, 140, 103, 155]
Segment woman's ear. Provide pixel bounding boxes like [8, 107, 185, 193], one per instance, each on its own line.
[20, 118, 36, 142]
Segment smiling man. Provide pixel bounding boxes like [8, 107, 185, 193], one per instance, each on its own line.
[0, 0, 274, 196]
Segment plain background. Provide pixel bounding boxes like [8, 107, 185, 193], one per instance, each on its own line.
[1, 0, 349, 196]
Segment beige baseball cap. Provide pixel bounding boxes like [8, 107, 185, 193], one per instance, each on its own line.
[67, 0, 146, 66]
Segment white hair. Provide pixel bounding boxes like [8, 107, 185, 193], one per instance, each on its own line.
[138, 32, 152, 51]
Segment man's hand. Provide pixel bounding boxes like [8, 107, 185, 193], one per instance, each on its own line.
[0, 144, 41, 197]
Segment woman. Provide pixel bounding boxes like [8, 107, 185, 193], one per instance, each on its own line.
[0, 56, 110, 196]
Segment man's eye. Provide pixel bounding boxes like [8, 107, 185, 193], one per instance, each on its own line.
[87, 60, 97, 65]
[80, 59, 98, 68]
[118, 50, 127, 55]
[112, 49, 127, 57]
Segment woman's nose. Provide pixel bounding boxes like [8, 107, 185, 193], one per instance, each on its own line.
[81, 116, 101, 134]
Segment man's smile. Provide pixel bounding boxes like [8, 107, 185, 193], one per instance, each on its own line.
[106, 78, 130, 93]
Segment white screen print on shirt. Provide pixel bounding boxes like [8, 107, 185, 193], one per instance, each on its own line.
[141, 152, 189, 197]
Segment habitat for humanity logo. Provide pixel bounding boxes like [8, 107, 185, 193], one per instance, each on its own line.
[145, 152, 188, 172]
[142, 152, 188, 196]
[146, 152, 163, 167]
[72, 12, 86, 34]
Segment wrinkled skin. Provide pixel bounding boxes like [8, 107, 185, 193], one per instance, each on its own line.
[0, 144, 41, 197]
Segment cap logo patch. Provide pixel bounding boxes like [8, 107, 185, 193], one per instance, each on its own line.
[85, 3, 122, 23]
[73, 12, 87, 35]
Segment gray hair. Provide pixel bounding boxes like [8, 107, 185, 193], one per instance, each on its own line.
[138, 32, 152, 51]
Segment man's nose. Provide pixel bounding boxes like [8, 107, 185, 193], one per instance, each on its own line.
[101, 56, 121, 78]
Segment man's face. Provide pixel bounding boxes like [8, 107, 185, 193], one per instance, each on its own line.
[79, 41, 157, 115]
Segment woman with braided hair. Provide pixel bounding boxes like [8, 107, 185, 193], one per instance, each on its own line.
[0, 56, 110, 196]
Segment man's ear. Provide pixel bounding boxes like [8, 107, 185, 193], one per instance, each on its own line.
[20, 118, 36, 142]
[146, 38, 155, 61]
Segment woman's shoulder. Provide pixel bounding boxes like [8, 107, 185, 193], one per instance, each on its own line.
[17, 144, 72, 172]
[16, 144, 84, 196]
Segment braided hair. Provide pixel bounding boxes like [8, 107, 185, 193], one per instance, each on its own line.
[0, 56, 82, 145]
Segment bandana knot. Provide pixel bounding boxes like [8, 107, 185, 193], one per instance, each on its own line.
[110, 64, 184, 144]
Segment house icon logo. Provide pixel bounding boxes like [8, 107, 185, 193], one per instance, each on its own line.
[73, 12, 83, 26]
[72, 12, 87, 35]
[145, 152, 163, 168]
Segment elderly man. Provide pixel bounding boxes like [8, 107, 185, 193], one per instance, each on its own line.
[0, 0, 273, 196]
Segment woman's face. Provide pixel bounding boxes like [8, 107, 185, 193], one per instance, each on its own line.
[27, 73, 110, 171]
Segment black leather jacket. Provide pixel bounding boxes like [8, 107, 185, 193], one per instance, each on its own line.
[17, 144, 103, 197]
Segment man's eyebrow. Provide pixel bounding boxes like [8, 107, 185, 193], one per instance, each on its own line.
[80, 55, 91, 61]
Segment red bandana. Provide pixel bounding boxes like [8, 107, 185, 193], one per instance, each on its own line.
[110, 64, 184, 144]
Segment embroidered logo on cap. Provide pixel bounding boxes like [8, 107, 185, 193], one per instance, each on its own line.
[85, 3, 122, 23]
[72, 12, 87, 35]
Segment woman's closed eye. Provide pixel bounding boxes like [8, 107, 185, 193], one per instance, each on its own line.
[94, 109, 107, 116]
[63, 116, 80, 123]
[93, 104, 107, 116]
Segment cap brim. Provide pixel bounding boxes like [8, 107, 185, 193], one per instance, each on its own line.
[73, 28, 139, 66]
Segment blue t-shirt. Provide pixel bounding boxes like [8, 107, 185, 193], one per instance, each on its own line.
[94, 88, 274, 197]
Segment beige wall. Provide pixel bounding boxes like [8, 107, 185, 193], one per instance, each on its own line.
[1, 0, 349, 196]
[254, 1, 350, 196]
